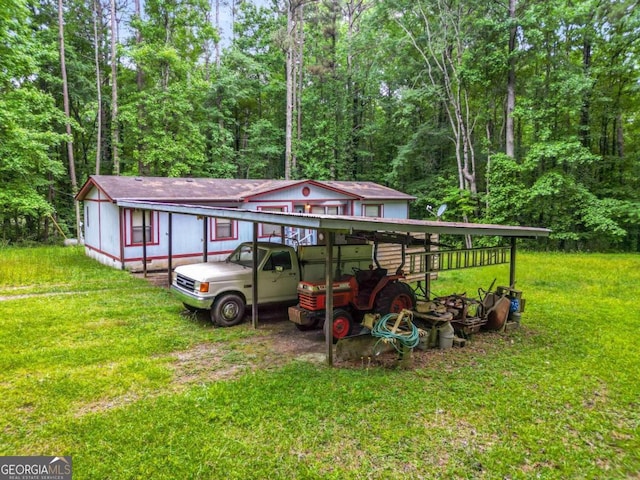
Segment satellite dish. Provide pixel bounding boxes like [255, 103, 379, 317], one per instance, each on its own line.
[436, 204, 447, 218]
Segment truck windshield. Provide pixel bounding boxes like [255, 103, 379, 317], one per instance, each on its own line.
[227, 244, 267, 268]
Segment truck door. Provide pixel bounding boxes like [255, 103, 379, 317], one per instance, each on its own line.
[258, 249, 300, 303]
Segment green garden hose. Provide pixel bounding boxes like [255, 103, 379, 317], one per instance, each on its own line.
[371, 311, 420, 354]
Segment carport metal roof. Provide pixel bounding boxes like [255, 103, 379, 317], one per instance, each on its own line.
[117, 200, 550, 238]
[117, 200, 550, 366]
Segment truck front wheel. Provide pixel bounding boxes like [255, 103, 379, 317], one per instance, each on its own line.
[211, 294, 246, 327]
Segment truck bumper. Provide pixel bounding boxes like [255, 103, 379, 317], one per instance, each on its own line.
[171, 285, 215, 310]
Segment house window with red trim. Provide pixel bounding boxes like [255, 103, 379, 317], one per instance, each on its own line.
[311, 205, 343, 215]
[210, 218, 237, 241]
[126, 209, 158, 245]
[363, 204, 382, 217]
[259, 206, 286, 237]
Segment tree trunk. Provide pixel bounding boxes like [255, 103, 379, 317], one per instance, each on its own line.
[295, 3, 304, 154]
[616, 113, 624, 158]
[93, 0, 102, 174]
[284, 0, 296, 180]
[344, 0, 369, 180]
[397, 1, 478, 199]
[580, 37, 592, 148]
[505, 0, 516, 158]
[215, 0, 221, 67]
[135, 0, 145, 175]
[110, 0, 119, 175]
[58, 0, 82, 242]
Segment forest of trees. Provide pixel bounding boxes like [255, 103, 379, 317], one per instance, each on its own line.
[1, 0, 639, 250]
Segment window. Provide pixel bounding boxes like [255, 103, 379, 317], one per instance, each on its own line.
[125, 209, 158, 246]
[310, 205, 343, 215]
[326, 206, 339, 215]
[227, 244, 267, 268]
[210, 218, 236, 241]
[363, 204, 382, 217]
[259, 206, 286, 237]
[263, 250, 293, 271]
[132, 210, 152, 243]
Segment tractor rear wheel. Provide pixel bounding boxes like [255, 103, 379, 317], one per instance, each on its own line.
[375, 282, 416, 315]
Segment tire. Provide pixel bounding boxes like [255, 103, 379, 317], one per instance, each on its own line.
[295, 318, 321, 331]
[211, 294, 246, 327]
[324, 309, 354, 343]
[375, 282, 416, 315]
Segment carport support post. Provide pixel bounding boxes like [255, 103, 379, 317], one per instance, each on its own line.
[202, 217, 208, 262]
[252, 223, 259, 329]
[509, 237, 517, 287]
[325, 230, 334, 366]
[167, 213, 173, 287]
[142, 210, 147, 278]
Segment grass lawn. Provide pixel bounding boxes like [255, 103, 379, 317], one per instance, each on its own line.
[0, 246, 638, 479]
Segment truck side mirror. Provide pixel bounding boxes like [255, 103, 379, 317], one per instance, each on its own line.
[275, 265, 284, 273]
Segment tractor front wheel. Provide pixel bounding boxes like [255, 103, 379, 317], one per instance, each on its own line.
[295, 318, 320, 331]
[324, 309, 354, 343]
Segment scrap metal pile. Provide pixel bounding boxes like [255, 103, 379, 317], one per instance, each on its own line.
[348, 282, 526, 359]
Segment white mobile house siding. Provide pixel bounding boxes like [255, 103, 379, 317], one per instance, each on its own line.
[77, 176, 415, 271]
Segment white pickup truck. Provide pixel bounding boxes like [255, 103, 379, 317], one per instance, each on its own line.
[171, 241, 372, 327]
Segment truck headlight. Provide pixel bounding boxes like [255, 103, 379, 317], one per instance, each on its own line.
[194, 281, 210, 293]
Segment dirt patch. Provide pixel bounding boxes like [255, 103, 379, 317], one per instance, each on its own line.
[74, 317, 520, 417]
[167, 316, 326, 386]
[132, 271, 171, 288]
[166, 314, 516, 383]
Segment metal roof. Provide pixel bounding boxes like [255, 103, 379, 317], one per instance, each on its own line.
[117, 200, 551, 238]
[76, 175, 416, 203]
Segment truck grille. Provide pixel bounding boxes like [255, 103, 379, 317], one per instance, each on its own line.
[175, 273, 195, 291]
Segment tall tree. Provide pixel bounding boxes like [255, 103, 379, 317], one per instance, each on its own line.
[93, 0, 103, 174]
[110, 0, 119, 174]
[505, 0, 516, 158]
[392, 0, 481, 239]
[284, 0, 307, 179]
[57, 0, 81, 240]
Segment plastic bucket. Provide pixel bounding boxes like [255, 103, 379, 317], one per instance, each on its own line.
[509, 311, 522, 323]
[438, 322, 454, 349]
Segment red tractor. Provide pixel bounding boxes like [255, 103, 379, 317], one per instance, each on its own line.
[288, 265, 416, 341]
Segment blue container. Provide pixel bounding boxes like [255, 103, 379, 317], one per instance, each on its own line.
[510, 298, 520, 313]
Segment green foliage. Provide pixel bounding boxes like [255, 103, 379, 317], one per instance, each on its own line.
[238, 119, 283, 179]
[1, 0, 639, 250]
[0, 0, 68, 242]
[486, 150, 628, 249]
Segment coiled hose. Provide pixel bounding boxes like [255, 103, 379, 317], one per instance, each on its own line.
[371, 310, 420, 354]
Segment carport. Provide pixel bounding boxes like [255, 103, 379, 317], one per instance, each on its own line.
[117, 200, 550, 365]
